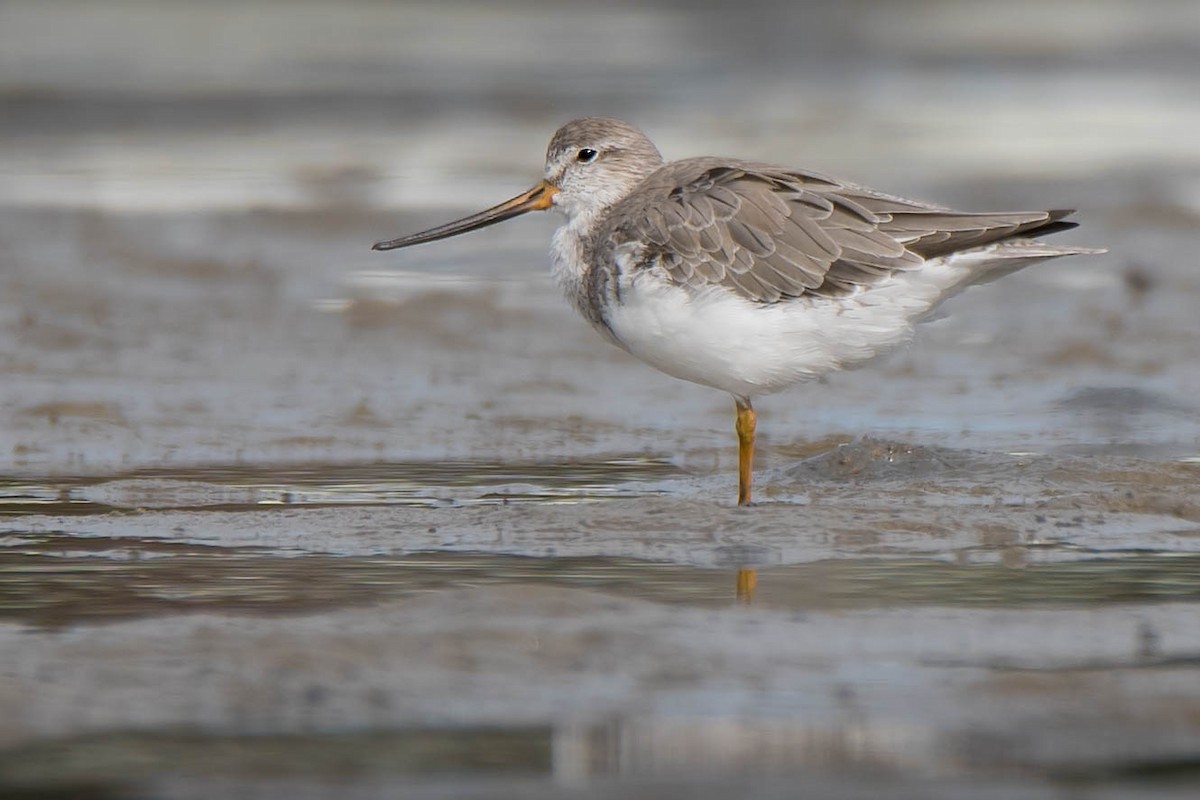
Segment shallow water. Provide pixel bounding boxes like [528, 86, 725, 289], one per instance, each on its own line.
[3, 0, 1200, 797]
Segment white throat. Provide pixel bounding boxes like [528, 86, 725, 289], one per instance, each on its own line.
[549, 210, 594, 299]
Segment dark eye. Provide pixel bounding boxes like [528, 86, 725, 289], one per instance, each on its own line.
[576, 148, 598, 163]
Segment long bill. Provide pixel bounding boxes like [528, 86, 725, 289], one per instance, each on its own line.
[372, 180, 558, 251]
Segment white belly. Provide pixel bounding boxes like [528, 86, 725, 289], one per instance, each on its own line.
[603, 269, 953, 398]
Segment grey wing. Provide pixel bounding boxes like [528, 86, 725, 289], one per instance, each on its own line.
[609, 160, 1073, 303]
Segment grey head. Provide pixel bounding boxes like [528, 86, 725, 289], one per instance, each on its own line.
[542, 117, 664, 226]
[372, 117, 664, 251]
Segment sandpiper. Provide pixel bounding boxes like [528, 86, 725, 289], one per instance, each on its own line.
[373, 117, 1103, 505]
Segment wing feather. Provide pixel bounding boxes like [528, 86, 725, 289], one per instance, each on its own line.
[600, 158, 1076, 303]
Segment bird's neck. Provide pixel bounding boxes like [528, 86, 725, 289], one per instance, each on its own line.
[549, 213, 595, 303]
[548, 216, 625, 347]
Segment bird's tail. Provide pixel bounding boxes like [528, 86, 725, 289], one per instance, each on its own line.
[960, 236, 1107, 286]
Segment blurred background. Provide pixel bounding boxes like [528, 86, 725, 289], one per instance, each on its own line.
[2, 1, 1200, 798]
[2, 0, 1199, 470]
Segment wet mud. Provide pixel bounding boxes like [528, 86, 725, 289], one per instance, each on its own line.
[3, 1, 1200, 797]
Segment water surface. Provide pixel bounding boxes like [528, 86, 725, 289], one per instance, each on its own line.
[2, 1, 1200, 797]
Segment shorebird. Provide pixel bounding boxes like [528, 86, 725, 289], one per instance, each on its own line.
[373, 117, 1102, 506]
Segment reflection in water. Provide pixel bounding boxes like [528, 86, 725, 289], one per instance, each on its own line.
[0, 545, 737, 627]
[0, 729, 554, 790]
[4, 713, 1179, 792]
[0, 719, 919, 789]
[553, 717, 928, 779]
[735, 567, 757, 603]
[4, 538, 1200, 627]
[0, 458, 682, 515]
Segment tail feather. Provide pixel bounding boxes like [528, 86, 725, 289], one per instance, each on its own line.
[949, 237, 1106, 289]
[956, 208, 1105, 266]
[875, 208, 1104, 324]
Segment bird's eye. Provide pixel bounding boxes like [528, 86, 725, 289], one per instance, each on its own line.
[576, 148, 598, 163]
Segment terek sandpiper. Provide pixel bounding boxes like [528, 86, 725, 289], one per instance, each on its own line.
[373, 117, 1103, 505]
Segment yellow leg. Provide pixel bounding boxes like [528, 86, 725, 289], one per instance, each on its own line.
[735, 397, 756, 506]
[735, 567, 757, 603]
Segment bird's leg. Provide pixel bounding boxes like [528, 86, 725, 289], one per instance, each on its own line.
[734, 396, 756, 506]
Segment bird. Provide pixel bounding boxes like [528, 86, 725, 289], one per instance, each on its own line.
[372, 117, 1103, 506]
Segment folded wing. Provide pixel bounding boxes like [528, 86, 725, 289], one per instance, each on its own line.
[602, 158, 1075, 302]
